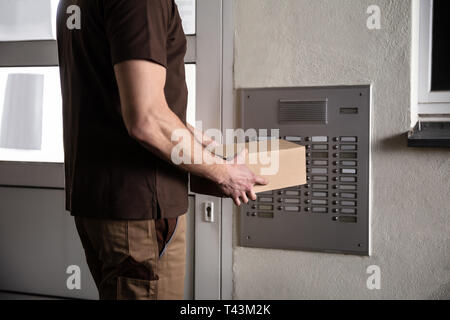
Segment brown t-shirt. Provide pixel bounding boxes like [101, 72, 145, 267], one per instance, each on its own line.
[57, 0, 189, 220]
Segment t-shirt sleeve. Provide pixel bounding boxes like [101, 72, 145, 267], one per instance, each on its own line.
[103, 0, 169, 68]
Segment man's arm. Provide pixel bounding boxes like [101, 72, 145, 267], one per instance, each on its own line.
[114, 60, 267, 206]
[186, 123, 219, 151]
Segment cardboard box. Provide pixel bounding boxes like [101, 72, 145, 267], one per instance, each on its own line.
[190, 139, 306, 197]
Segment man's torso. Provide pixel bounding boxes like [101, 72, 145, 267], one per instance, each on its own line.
[57, 0, 189, 220]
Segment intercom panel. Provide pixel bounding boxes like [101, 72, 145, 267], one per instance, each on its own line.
[240, 86, 370, 255]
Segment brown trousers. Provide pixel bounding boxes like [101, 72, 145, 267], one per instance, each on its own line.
[74, 214, 186, 300]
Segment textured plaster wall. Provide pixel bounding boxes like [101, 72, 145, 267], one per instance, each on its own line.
[232, 0, 450, 299]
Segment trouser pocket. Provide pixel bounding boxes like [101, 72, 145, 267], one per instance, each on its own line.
[117, 276, 158, 300]
[159, 217, 179, 259]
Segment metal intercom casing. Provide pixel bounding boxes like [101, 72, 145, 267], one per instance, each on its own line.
[240, 86, 370, 255]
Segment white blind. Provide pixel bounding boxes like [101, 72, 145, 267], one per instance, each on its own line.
[0, 0, 194, 41]
[175, 0, 196, 35]
[0, 0, 59, 41]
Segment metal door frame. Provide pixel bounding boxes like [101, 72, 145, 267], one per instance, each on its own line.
[193, 0, 233, 300]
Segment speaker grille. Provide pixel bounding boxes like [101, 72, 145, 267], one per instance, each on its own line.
[279, 100, 328, 124]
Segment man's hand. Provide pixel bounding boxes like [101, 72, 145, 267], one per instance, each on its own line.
[216, 149, 268, 206]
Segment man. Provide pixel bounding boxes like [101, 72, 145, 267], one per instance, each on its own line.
[57, 0, 266, 300]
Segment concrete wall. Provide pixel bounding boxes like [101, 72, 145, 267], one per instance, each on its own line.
[232, 0, 450, 299]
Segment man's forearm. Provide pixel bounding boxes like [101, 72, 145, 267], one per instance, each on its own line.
[129, 102, 227, 184]
[187, 123, 219, 150]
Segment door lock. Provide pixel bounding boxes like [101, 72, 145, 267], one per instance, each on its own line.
[203, 201, 214, 222]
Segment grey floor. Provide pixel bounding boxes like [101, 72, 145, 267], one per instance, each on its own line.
[0, 291, 61, 300]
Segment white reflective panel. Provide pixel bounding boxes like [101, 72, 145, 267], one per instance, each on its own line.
[339, 185, 357, 191]
[341, 168, 357, 175]
[341, 201, 356, 207]
[312, 144, 328, 150]
[0, 74, 44, 150]
[341, 145, 357, 151]
[341, 208, 356, 215]
[185, 64, 196, 127]
[340, 193, 356, 199]
[311, 168, 328, 174]
[340, 136, 357, 143]
[312, 192, 328, 198]
[284, 206, 300, 212]
[285, 136, 301, 142]
[340, 176, 357, 183]
[0, 67, 63, 162]
[175, 0, 196, 35]
[283, 198, 300, 204]
[311, 136, 328, 142]
[0, 0, 60, 41]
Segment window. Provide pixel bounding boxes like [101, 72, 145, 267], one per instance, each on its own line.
[176, 0, 197, 127]
[177, 0, 197, 128]
[185, 64, 196, 126]
[430, 0, 450, 92]
[0, 0, 197, 164]
[413, 0, 450, 118]
[0, 0, 199, 186]
[0, 0, 62, 163]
